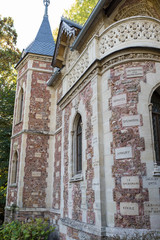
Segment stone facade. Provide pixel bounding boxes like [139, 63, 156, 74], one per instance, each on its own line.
[6, 0, 160, 239]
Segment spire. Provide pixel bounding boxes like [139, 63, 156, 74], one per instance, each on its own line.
[20, 0, 55, 60]
[43, 0, 50, 16]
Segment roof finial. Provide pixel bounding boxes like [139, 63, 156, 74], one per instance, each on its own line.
[43, 0, 50, 16]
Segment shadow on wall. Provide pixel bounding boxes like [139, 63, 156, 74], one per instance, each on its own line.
[48, 230, 59, 240]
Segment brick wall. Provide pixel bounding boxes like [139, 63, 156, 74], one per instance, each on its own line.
[109, 61, 156, 229]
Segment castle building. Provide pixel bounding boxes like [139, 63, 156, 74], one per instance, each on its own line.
[6, 0, 160, 239]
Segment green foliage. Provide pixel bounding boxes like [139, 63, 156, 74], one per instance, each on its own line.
[0, 15, 20, 208]
[64, 0, 99, 25]
[52, 27, 58, 42]
[0, 218, 55, 240]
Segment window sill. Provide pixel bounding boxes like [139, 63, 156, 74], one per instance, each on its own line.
[9, 183, 17, 188]
[15, 120, 22, 126]
[153, 164, 160, 177]
[70, 173, 83, 182]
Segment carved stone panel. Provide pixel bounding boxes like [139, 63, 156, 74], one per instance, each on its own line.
[120, 202, 139, 215]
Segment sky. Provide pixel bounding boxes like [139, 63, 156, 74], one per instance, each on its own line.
[1, 0, 75, 51]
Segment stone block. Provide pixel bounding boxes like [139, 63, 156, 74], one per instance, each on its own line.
[120, 202, 139, 215]
[112, 94, 127, 107]
[115, 147, 132, 160]
[121, 176, 140, 189]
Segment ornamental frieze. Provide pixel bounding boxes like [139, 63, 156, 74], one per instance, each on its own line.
[65, 16, 160, 93]
[67, 51, 89, 89]
[99, 17, 160, 57]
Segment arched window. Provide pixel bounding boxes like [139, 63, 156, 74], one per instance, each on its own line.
[19, 88, 24, 122]
[11, 151, 18, 184]
[76, 116, 82, 173]
[72, 114, 82, 175]
[151, 88, 160, 166]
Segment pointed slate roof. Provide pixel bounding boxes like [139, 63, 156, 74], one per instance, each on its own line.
[25, 15, 55, 56]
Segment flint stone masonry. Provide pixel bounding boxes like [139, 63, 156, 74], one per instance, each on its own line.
[121, 176, 140, 189]
[115, 146, 132, 160]
[126, 67, 144, 78]
[144, 203, 160, 215]
[120, 202, 139, 215]
[122, 115, 140, 127]
[112, 94, 127, 107]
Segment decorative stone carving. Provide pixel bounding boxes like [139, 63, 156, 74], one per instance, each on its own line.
[99, 17, 160, 58]
[78, 231, 90, 240]
[61, 21, 75, 37]
[63, 17, 160, 94]
[68, 51, 89, 89]
[66, 50, 79, 71]
[115, 0, 160, 21]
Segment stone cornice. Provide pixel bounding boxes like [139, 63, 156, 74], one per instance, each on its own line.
[101, 48, 160, 73]
[11, 129, 55, 139]
[16, 53, 52, 72]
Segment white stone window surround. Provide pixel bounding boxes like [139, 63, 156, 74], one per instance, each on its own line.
[62, 16, 160, 95]
[148, 103, 160, 177]
[15, 86, 24, 125]
[10, 150, 18, 186]
[70, 113, 84, 182]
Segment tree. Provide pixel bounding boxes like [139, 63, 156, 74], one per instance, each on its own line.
[0, 15, 20, 217]
[64, 0, 99, 25]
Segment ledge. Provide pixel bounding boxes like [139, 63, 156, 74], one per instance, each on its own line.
[153, 165, 160, 177]
[70, 173, 83, 183]
[60, 217, 106, 236]
[9, 183, 17, 188]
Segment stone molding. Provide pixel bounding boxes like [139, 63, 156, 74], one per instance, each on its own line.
[62, 16, 160, 94]
[101, 49, 160, 73]
[60, 218, 160, 237]
[16, 53, 52, 72]
[58, 49, 160, 109]
[17, 66, 53, 81]
[60, 217, 106, 236]
[11, 128, 62, 139]
[11, 129, 55, 139]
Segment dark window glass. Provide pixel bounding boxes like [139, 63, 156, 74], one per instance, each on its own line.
[151, 90, 160, 166]
[19, 89, 23, 121]
[76, 117, 82, 173]
[11, 151, 18, 184]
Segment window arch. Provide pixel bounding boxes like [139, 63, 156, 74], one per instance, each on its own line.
[19, 88, 24, 122]
[16, 88, 24, 123]
[10, 151, 18, 185]
[151, 87, 160, 166]
[72, 114, 82, 175]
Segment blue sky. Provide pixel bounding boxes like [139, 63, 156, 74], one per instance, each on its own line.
[1, 0, 75, 51]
